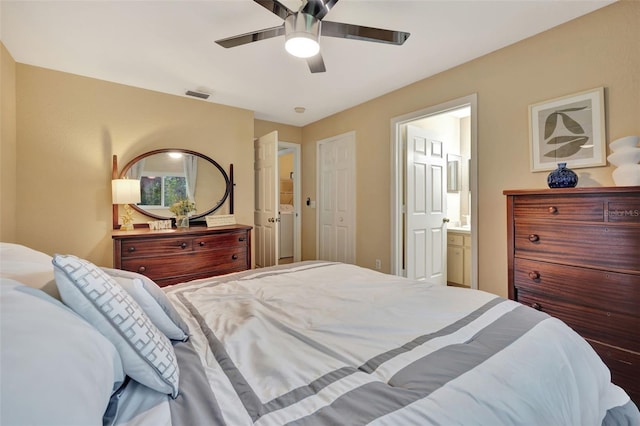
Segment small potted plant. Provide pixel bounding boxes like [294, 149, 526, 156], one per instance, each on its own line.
[169, 199, 196, 228]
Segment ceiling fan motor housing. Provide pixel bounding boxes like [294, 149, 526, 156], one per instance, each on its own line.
[284, 13, 321, 58]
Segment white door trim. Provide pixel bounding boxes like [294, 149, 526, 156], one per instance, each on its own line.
[316, 131, 356, 263]
[390, 94, 478, 289]
[278, 141, 302, 262]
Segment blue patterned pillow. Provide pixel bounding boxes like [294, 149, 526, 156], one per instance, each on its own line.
[101, 267, 190, 341]
[53, 254, 179, 397]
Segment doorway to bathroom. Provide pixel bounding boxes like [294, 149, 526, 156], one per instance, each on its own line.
[278, 142, 301, 264]
[391, 94, 478, 289]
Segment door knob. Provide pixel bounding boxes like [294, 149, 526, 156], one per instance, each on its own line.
[443, 218, 450, 223]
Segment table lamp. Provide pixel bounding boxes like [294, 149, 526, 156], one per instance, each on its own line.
[112, 179, 141, 231]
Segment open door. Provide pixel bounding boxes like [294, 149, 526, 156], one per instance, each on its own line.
[405, 125, 447, 283]
[254, 131, 279, 268]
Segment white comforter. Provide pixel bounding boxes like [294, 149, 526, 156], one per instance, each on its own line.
[151, 262, 634, 426]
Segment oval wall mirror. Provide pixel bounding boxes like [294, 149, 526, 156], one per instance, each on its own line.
[119, 148, 231, 221]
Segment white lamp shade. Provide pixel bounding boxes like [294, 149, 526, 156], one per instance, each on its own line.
[112, 179, 141, 204]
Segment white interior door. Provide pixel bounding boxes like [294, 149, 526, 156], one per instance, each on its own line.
[405, 125, 447, 283]
[317, 132, 356, 264]
[255, 131, 279, 268]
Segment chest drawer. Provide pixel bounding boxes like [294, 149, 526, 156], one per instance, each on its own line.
[587, 339, 640, 405]
[194, 231, 249, 251]
[121, 237, 193, 258]
[514, 220, 640, 273]
[516, 289, 640, 352]
[513, 196, 605, 221]
[514, 258, 640, 317]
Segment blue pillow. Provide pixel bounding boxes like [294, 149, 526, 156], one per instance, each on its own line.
[101, 267, 190, 341]
[53, 254, 180, 397]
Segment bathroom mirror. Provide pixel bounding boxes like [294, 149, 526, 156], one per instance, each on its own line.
[119, 148, 231, 221]
[447, 154, 461, 192]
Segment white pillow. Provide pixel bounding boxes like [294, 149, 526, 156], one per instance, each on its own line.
[53, 254, 180, 397]
[0, 278, 124, 425]
[0, 242, 60, 300]
[101, 267, 190, 341]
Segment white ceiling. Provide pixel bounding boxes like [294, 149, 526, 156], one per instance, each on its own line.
[1, 0, 614, 126]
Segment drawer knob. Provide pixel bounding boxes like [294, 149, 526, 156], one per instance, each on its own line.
[128, 247, 136, 253]
[138, 266, 146, 273]
[528, 234, 540, 242]
[180, 242, 187, 249]
[199, 241, 205, 247]
[232, 254, 238, 260]
[548, 206, 558, 214]
[238, 237, 246, 242]
[528, 271, 540, 280]
[531, 302, 542, 311]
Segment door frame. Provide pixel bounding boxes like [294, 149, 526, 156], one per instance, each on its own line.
[278, 141, 302, 262]
[316, 131, 357, 263]
[390, 94, 478, 289]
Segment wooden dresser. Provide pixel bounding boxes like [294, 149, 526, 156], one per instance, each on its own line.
[504, 187, 640, 404]
[113, 224, 252, 287]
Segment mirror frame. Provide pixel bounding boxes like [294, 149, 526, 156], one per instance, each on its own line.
[118, 148, 232, 222]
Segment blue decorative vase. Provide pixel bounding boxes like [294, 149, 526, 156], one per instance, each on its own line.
[547, 163, 578, 188]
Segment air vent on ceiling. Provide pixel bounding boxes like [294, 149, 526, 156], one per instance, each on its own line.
[185, 90, 210, 100]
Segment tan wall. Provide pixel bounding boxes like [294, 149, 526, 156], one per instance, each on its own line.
[254, 119, 303, 145]
[1, 43, 17, 243]
[13, 64, 255, 267]
[300, 1, 640, 297]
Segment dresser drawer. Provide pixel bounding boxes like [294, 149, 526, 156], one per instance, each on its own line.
[587, 339, 640, 405]
[514, 258, 640, 317]
[514, 220, 640, 273]
[121, 246, 248, 282]
[517, 290, 640, 352]
[193, 231, 249, 251]
[513, 196, 605, 221]
[120, 237, 193, 258]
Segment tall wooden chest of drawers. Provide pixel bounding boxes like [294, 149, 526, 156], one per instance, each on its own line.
[113, 224, 252, 287]
[504, 187, 640, 404]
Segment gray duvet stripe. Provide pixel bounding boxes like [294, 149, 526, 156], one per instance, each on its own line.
[169, 340, 228, 426]
[178, 273, 514, 423]
[180, 261, 335, 292]
[602, 400, 640, 426]
[359, 296, 505, 374]
[288, 305, 548, 426]
[177, 292, 266, 421]
[262, 296, 505, 415]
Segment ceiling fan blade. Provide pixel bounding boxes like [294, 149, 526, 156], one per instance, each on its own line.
[301, 0, 339, 21]
[307, 53, 326, 73]
[253, 0, 294, 21]
[215, 25, 285, 48]
[321, 21, 410, 45]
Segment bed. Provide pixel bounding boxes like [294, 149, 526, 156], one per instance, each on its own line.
[1, 242, 638, 425]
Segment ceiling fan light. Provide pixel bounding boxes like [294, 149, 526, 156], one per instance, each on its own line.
[284, 13, 321, 58]
[285, 35, 319, 58]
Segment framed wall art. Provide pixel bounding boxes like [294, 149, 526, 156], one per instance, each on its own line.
[529, 87, 606, 172]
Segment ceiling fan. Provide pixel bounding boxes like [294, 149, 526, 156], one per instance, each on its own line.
[215, 0, 410, 73]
